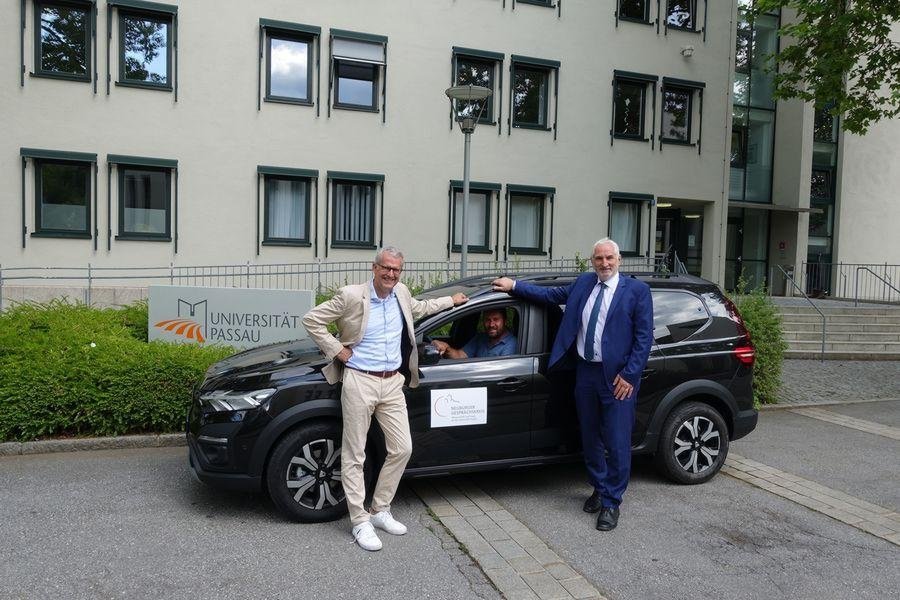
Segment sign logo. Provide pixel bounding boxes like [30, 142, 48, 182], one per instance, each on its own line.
[430, 387, 488, 428]
[154, 299, 208, 343]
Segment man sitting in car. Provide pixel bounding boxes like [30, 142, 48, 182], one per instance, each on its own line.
[431, 308, 517, 359]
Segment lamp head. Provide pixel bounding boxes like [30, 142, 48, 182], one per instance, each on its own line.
[446, 85, 493, 133]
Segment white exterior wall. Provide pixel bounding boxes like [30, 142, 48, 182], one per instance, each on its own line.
[1, 0, 736, 281]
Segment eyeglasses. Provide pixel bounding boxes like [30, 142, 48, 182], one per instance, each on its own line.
[375, 263, 403, 274]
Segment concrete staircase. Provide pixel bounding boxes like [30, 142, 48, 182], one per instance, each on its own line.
[776, 302, 900, 360]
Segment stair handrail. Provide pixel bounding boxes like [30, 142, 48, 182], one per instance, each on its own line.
[776, 264, 826, 362]
[854, 266, 900, 307]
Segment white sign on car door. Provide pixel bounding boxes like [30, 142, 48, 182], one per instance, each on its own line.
[430, 387, 488, 427]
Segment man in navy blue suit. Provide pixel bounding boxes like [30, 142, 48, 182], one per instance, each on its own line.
[492, 238, 653, 531]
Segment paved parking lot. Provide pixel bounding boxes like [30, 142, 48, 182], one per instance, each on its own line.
[1, 386, 898, 599]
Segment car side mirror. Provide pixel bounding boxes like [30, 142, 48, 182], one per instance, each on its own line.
[419, 343, 442, 366]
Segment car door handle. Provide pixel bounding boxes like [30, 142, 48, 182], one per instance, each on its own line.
[497, 378, 528, 392]
[641, 369, 657, 380]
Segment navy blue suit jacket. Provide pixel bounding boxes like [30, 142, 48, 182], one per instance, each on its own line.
[512, 272, 654, 388]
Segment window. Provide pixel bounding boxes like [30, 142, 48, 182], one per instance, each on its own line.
[453, 50, 502, 124]
[506, 186, 554, 256]
[36, 160, 91, 235]
[661, 86, 691, 142]
[612, 72, 657, 142]
[258, 21, 321, 110]
[609, 194, 649, 256]
[118, 9, 173, 89]
[651, 290, 709, 344]
[450, 182, 499, 254]
[119, 167, 170, 239]
[263, 176, 311, 244]
[509, 56, 559, 135]
[330, 30, 387, 116]
[34, 0, 91, 80]
[810, 169, 832, 203]
[618, 0, 650, 22]
[666, 0, 696, 30]
[327, 172, 383, 249]
[660, 78, 704, 149]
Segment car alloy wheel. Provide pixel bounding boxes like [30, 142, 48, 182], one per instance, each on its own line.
[656, 401, 730, 485]
[285, 437, 343, 511]
[673, 415, 720, 474]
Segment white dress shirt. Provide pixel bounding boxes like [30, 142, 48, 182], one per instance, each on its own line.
[576, 272, 620, 362]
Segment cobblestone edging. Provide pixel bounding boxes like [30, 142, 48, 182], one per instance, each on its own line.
[413, 478, 607, 600]
[722, 453, 900, 547]
[0, 434, 185, 457]
[788, 407, 900, 440]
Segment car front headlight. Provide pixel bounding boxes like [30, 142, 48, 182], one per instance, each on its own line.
[200, 388, 276, 412]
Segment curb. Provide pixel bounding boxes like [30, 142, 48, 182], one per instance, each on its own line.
[759, 397, 900, 411]
[0, 434, 186, 457]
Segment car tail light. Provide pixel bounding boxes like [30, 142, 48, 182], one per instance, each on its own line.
[722, 296, 755, 366]
[734, 345, 755, 366]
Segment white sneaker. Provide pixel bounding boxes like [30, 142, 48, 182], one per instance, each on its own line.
[370, 510, 407, 536]
[352, 521, 382, 551]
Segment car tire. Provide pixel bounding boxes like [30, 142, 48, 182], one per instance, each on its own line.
[655, 401, 729, 485]
[266, 421, 352, 523]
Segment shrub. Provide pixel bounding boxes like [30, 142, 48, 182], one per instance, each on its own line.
[731, 281, 788, 406]
[0, 300, 233, 442]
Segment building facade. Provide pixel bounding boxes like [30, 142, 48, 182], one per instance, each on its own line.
[2, 0, 898, 300]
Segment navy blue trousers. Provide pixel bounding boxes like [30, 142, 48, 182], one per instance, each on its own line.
[574, 360, 636, 508]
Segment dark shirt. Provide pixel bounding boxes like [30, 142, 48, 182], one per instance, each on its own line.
[461, 332, 517, 358]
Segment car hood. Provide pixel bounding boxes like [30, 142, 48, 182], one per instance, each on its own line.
[202, 338, 329, 390]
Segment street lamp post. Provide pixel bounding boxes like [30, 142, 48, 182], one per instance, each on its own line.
[445, 84, 492, 279]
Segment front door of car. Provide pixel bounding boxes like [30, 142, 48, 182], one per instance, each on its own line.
[404, 304, 534, 468]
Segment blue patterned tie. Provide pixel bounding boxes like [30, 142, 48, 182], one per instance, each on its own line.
[584, 282, 607, 361]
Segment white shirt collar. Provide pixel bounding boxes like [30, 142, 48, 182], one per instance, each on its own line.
[597, 272, 620, 290]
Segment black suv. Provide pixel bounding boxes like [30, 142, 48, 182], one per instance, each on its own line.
[187, 272, 758, 522]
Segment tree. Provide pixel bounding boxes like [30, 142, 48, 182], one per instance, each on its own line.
[753, 0, 900, 135]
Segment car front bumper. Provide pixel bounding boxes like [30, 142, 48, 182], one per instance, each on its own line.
[187, 436, 261, 492]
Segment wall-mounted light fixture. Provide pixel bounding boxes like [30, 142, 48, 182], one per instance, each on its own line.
[680, 45, 695, 57]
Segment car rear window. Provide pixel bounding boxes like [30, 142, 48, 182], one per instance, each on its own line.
[652, 290, 710, 343]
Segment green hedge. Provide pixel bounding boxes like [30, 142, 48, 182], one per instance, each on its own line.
[0, 300, 233, 442]
[732, 284, 788, 406]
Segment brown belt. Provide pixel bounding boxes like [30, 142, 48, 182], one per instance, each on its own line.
[346, 366, 399, 378]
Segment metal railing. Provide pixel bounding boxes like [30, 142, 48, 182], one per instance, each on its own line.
[0, 255, 672, 309]
[855, 267, 900, 307]
[800, 261, 900, 303]
[776, 264, 826, 362]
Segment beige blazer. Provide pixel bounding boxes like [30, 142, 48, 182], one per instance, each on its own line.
[301, 281, 455, 387]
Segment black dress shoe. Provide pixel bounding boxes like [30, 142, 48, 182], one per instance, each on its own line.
[596, 506, 620, 531]
[582, 491, 602, 513]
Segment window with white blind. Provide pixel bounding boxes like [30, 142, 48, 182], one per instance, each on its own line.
[265, 176, 310, 243]
[508, 192, 545, 253]
[332, 180, 376, 247]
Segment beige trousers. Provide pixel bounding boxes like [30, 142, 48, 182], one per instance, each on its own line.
[340, 369, 413, 526]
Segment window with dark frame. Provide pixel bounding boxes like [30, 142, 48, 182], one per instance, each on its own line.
[451, 188, 491, 253]
[512, 65, 549, 128]
[508, 192, 545, 253]
[614, 79, 646, 138]
[35, 159, 91, 235]
[334, 60, 377, 109]
[263, 175, 311, 244]
[332, 180, 376, 247]
[455, 56, 495, 123]
[119, 9, 172, 88]
[35, 0, 91, 80]
[609, 200, 642, 256]
[266, 33, 312, 103]
[666, 0, 696, 29]
[619, 0, 650, 22]
[661, 86, 692, 142]
[118, 166, 171, 239]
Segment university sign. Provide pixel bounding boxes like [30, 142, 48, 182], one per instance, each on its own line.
[148, 285, 314, 349]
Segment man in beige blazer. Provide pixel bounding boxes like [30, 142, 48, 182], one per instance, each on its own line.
[302, 246, 467, 551]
